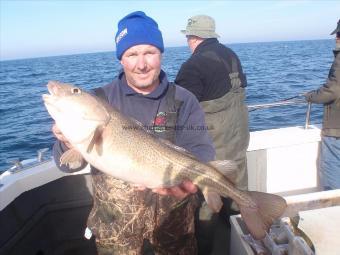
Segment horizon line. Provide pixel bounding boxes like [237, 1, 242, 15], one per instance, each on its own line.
[0, 38, 331, 62]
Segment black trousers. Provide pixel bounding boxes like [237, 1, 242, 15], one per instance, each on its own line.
[195, 197, 239, 255]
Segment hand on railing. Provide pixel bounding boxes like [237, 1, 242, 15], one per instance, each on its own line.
[247, 93, 313, 129]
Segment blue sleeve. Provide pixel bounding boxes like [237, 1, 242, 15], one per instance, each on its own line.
[174, 86, 216, 163]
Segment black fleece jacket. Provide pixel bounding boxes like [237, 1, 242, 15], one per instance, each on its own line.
[175, 38, 247, 102]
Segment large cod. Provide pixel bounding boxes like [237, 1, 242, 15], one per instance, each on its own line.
[43, 81, 287, 240]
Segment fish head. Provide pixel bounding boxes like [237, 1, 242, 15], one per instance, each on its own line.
[42, 81, 110, 145]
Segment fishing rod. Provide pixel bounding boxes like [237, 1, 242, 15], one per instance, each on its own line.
[247, 94, 306, 112]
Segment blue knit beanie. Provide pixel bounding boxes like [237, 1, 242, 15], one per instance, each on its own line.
[115, 11, 164, 60]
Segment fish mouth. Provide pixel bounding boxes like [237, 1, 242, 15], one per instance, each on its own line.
[42, 90, 53, 104]
[42, 81, 61, 103]
[42, 93, 51, 102]
[46, 80, 60, 95]
[42, 93, 57, 112]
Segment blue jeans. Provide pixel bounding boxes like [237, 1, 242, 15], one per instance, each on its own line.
[319, 136, 340, 190]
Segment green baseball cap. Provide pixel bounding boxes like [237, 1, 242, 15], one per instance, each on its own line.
[181, 15, 220, 38]
[330, 19, 340, 35]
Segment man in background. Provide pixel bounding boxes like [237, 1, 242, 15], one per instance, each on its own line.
[305, 19, 340, 190]
[175, 14, 249, 254]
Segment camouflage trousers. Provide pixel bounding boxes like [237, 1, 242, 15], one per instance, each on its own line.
[87, 172, 199, 255]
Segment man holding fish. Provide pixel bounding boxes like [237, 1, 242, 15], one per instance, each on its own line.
[51, 11, 215, 254]
[45, 11, 286, 255]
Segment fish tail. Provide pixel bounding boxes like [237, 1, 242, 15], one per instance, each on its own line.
[238, 191, 287, 240]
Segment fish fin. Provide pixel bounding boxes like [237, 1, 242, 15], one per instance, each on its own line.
[202, 187, 223, 213]
[238, 191, 287, 240]
[208, 160, 238, 184]
[198, 201, 214, 221]
[86, 125, 104, 155]
[60, 149, 84, 169]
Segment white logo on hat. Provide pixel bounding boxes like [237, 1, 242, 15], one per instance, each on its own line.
[116, 28, 128, 44]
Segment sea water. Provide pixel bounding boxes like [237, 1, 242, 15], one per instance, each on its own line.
[0, 39, 334, 171]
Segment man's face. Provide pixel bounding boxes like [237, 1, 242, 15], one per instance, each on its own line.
[120, 44, 162, 94]
[335, 33, 340, 49]
[186, 36, 196, 53]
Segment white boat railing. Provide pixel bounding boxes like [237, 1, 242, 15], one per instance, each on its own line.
[248, 94, 313, 130]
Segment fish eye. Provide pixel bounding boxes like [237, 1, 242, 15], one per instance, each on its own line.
[72, 88, 81, 94]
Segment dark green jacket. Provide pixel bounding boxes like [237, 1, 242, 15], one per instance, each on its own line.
[305, 50, 340, 137]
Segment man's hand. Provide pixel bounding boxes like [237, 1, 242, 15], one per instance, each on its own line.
[301, 91, 312, 102]
[52, 123, 73, 148]
[151, 180, 198, 200]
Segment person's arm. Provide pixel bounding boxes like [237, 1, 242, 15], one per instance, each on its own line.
[305, 80, 340, 104]
[305, 54, 340, 103]
[237, 57, 247, 88]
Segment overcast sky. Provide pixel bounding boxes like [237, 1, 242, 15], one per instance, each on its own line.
[1, 0, 339, 60]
